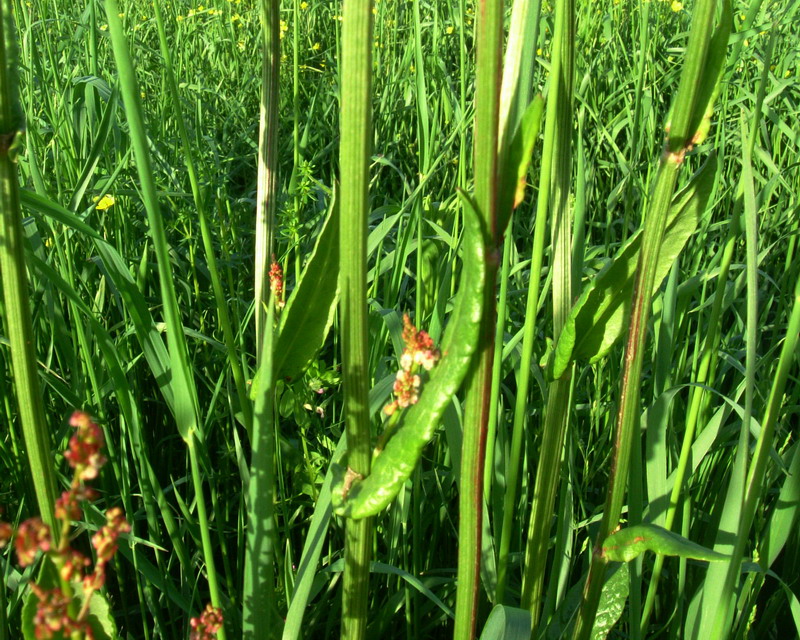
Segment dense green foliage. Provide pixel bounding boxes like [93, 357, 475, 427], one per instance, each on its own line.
[1, 0, 798, 638]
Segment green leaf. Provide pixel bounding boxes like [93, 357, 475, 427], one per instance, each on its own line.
[272, 191, 340, 384]
[601, 524, 731, 563]
[20, 189, 102, 240]
[551, 153, 716, 379]
[687, 0, 732, 146]
[332, 190, 487, 518]
[591, 563, 629, 640]
[478, 605, 531, 640]
[22, 556, 118, 640]
[497, 95, 545, 235]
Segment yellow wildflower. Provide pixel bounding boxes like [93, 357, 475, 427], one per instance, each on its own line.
[670, 0, 682, 11]
[93, 195, 115, 211]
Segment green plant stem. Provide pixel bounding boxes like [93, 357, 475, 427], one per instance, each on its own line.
[484, 234, 511, 503]
[572, 1, 720, 635]
[339, 0, 374, 638]
[187, 435, 227, 640]
[104, 3, 225, 635]
[243, 301, 277, 638]
[254, 0, 281, 351]
[0, 0, 59, 537]
[453, 0, 502, 637]
[640, 185, 738, 633]
[518, 0, 574, 630]
[571, 154, 680, 640]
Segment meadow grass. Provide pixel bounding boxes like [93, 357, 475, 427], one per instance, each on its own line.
[0, 0, 799, 638]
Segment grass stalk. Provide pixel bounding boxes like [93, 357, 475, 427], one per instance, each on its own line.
[518, 0, 575, 630]
[338, 0, 374, 637]
[572, 2, 721, 637]
[0, 0, 59, 537]
[453, 0, 502, 637]
[103, 4, 226, 636]
[151, 0, 253, 436]
[243, 300, 278, 638]
[254, 0, 281, 351]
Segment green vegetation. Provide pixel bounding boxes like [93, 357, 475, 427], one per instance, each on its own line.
[0, 0, 798, 639]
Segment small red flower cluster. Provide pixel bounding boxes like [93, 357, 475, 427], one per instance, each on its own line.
[0, 411, 130, 640]
[268, 259, 285, 309]
[384, 314, 440, 416]
[190, 603, 225, 640]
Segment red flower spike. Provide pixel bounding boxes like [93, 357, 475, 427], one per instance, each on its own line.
[383, 315, 441, 415]
[0, 521, 12, 548]
[64, 412, 107, 481]
[268, 260, 286, 309]
[15, 518, 51, 567]
[190, 603, 225, 640]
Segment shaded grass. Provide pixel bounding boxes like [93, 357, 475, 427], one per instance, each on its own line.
[0, 0, 798, 638]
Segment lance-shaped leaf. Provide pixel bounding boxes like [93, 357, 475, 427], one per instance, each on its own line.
[253, 192, 339, 394]
[331, 191, 487, 519]
[497, 95, 545, 237]
[601, 523, 731, 563]
[686, 0, 732, 147]
[550, 153, 716, 380]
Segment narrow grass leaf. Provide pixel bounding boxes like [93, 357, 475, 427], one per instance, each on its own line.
[497, 94, 545, 234]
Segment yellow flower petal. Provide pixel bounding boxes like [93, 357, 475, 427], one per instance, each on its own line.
[93, 195, 116, 211]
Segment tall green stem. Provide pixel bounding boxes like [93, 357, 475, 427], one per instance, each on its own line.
[151, 0, 253, 436]
[104, 3, 225, 635]
[243, 301, 278, 638]
[0, 0, 59, 537]
[453, 0, 502, 637]
[254, 0, 281, 351]
[339, 0, 374, 638]
[572, 3, 720, 637]
[518, 0, 574, 631]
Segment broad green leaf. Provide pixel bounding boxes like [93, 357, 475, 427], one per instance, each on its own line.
[551, 153, 716, 379]
[497, 95, 545, 235]
[272, 192, 340, 384]
[591, 562, 629, 640]
[478, 605, 531, 640]
[601, 524, 731, 563]
[332, 190, 487, 518]
[22, 556, 117, 640]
